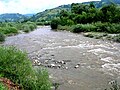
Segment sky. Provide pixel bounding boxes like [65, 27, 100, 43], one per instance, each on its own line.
[0, 0, 100, 14]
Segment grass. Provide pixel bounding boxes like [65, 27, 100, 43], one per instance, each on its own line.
[105, 80, 120, 90]
[0, 82, 7, 90]
[0, 46, 51, 90]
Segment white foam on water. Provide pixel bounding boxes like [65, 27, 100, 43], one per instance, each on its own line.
[101, 63, 120, 75]
[100, 57, 114, 63]
[88, 48, 114, 55]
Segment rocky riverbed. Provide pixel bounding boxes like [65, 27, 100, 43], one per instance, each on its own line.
[3, 26, 120, 90]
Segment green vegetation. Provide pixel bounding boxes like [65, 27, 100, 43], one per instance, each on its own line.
[30, 5, 71, 25]
[22, 22, 37, 33]
[112, 34, 120, 42]
[0, 46, 51, 90]
[0, 82, 7, 90]
[0, 33, 5, 42]
[51, 19, 60, 29]
[50, 2, 120, 42]
[0, 21, 37, 42]
[105, 80, 120, 90]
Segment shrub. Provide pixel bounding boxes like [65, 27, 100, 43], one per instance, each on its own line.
[0, 33, 5, 42]
[0, 27, 18, 35]
[22, 22, 37, 32]
[80, 24, 96, 32]
[111, 24, 120, 33]
[57, 25, 71, 31]
[112, 34, 120, 43]
[26, 21, 37, 29]
[71, 24, 83, 33]
[29, 24, 36, 31]
[70, 24, 97, 33]
[50, 19, 60, 30]
[0, 46, 51, 90]
[36, 22, 44, 25]
[22, 24, 31, 33]
[94, 22, 109, 32]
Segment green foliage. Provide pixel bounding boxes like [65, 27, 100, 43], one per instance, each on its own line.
[71, 24, 84, 33]
[71, 24, 96, 33]
[94, 22, 120, 33]
[57, 25, 71, 31]
[112, 34, 120, 42]
[55, 2, 120, 35]
[26, 21, 37, 28]
[0, 83, 7, 90]
[34, 68, 51, 90]
[0, 46, 51, 90]
[30, 5, 71, 22]
[0, 33, 5, 42]
[0, 27, 18, 35]
[50, 19, 60, 29]
[62, 22, 120, 34]
[36, 21, 50, 26]
[22, 24, 31, 33]
[22, 22, 37, 33]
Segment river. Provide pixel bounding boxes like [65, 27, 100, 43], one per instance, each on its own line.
[3, 26, 120, 90]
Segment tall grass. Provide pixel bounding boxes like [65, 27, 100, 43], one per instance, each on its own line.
[0, 46, 51, 90]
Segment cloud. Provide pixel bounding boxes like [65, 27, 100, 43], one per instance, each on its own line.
[0, 0, 100, 14]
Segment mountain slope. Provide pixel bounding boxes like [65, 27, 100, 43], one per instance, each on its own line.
[0, 13, 28, 22]
[30, 0, 120, 22]
[0, 0, 120, 22]
[30, 5, 71, 22]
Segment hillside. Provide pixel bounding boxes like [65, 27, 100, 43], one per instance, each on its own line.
[30, 0, 120, 22]
[30, 5, 71, 22]
[0, 13, 28, 22]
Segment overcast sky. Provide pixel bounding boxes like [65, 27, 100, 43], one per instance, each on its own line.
[0, 0, 100, 14]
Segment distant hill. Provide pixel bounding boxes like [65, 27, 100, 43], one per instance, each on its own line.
[24, 14, 34, 17]
[30, 5, 71, 22]
[30, 0, 120, 22]
[0, 13, 28, 22]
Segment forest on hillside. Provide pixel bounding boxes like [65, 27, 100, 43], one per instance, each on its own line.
[51, 3, 120, 42]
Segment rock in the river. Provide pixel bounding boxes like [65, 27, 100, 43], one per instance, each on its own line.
[74, 64, 80, 69]
[33, 60, 41, 66]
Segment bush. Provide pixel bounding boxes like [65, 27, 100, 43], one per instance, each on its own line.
[57, 25, 71, 31]
[0, 46, 51, 90]
[94, 22, 109, 32]
[22, 24, 31, 33]
[112, 34, 120, 43]
[36, 22, 44, 25]
[29, 24, 36, 31]
[50, 19, 60, 30]
[0, 33, 5, 42]
[111, 24, 120, 33]
[0, 27, 18, 35]
[22, 22, 37, 32]
[80, 24, 96, 32]
[71, 24, 84, 33]
[70, 24, 97, 33]
[26, 21, 37, 29]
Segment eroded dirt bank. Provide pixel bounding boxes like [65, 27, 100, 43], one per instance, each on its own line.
[3, 26, 120, 90]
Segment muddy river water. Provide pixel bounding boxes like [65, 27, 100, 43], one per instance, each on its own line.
[3, 26, 120, 90]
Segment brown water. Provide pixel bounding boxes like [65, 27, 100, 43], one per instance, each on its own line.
[3, 26, 120, 90]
